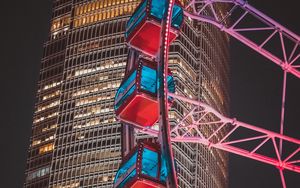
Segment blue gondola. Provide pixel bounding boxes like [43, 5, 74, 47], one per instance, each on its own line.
[113, 142, 167, 188]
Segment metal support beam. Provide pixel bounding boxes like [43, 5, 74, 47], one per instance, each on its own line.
[184, 0, 300, 78]
[119, 93, 300, 174]
[157, 0, 178, 187]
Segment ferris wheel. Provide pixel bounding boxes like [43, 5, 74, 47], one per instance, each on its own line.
[112, 0, 300, 187]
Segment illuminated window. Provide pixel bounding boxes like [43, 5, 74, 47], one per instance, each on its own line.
[42, 124, 58, 132]
[42, 90, 61, 100]
[32, 135, 55, 147]
[74, 87, 117, 103]
[74, 106, 112, 119]
[51, 15, 71, 38]
[73, 118, 100, 129]
[34, 112, 58, 123]
[76, 94, 112, 106]
[42, 81, 62, 91]
[39, 143, 54, 154]
[73, 0, 139, 28]
[72, 60, 124, 78]
[36, 100, 60, 112]
[169, 59, 196, 81]
[53, 182, 80, 188]
[26, 166, 50, 181]
[32, 140, 41, 146]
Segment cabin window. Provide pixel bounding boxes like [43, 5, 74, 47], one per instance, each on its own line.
[141, 148, 159, 178]
[114, 151, 138, 185]
[172, 5, 184, 29]
[141, 66, 157, 94]
[126, 0, 147, 37]
[114, 70, 137, 110]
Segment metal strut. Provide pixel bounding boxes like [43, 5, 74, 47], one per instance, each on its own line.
[184, 0, 300, 78]
[157, 0, 178, 187]
[179, 1, 300, 187]
[121, 93, 300, 174]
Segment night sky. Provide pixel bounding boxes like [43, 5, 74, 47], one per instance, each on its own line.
[0, 0, 299, 187]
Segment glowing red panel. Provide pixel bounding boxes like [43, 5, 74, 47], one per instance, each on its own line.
[118, 95, 158, 127]
[127, 21, 177, 57]
[130, 179, 165, 188]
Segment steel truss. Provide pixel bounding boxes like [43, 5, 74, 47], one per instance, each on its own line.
[118, 0, 300, 187]
[184, 0, 300, 78]
[122, 93, 300, 187]
[179, 1, 300, 187]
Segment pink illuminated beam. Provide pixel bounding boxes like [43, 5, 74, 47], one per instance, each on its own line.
[180, 2, 300, 186]
[184, 0, 300, 78]
[279, 71, 287, 156]
[279, 170, 287, 188]
[118, 93, 300, 174]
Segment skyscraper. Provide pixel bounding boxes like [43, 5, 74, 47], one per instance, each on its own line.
[24, 0, 229, 188]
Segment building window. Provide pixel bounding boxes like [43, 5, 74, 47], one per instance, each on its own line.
[39, 143, 54, 154]
[74, 0, 139, 28]
[26, 166, 50, 181]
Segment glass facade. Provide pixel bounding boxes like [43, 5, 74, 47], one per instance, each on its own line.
[24, 0, 229, 188]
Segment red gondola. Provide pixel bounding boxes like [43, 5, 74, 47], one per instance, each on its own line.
[125, 0, 184, 57]
[114, 57, 175, 127]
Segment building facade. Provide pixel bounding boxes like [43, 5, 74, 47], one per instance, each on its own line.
[24, 0, 230, 188]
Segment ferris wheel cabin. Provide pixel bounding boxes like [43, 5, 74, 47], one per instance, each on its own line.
[114, 57, 175, 127]
[113, 142, 167, 188]
[125, 0, 184, 57]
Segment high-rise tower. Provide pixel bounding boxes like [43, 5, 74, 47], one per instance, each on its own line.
[24, 0, 229, 188]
